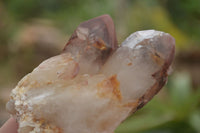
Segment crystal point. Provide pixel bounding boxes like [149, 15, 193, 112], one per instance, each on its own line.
[64, 15, 118, 51]
[63, 15, 118, 74]
[6, 16, 175, 133]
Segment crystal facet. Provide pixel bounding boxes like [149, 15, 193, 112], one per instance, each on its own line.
[6, 15, 175, 133]
[63, 15, 118, 75]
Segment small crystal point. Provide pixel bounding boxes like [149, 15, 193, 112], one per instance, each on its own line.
[63, 15, 118, 74]
[63, 14, 118, 52]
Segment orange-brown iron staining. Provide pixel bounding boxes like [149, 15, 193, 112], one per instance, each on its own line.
[97, 75, 121, 101]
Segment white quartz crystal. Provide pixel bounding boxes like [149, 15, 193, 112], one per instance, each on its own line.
[6, 15, 175, 133]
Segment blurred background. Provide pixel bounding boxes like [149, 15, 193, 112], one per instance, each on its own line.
[0, 0, 200, 132]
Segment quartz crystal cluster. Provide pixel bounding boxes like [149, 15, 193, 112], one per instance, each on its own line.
[6, 15, 175, 133]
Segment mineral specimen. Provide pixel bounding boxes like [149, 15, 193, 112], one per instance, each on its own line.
[6, 15, 175, 133]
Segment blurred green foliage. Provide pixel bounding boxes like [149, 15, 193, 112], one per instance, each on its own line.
[0, 0, 200, 132]
[2, 0, 200, 48]
[165, 0, 200, 40]
[2, 0, 116, 33]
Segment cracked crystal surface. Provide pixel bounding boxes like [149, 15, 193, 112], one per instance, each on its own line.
[6, 15, 175, 133]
